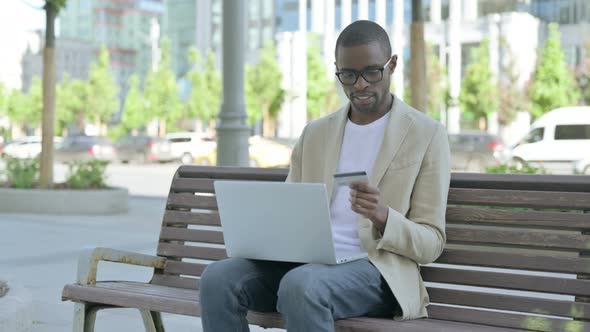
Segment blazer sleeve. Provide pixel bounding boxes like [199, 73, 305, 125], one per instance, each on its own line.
[376, 123, 451, 265]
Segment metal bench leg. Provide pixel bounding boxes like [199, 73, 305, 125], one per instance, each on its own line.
[73, 303, 100, 332]
[140, 310, 165, 332]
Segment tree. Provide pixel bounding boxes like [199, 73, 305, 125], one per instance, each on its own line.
[185, 48, 221, 125]
[40, 0, 67, 187]
[6, 78, 43, 134]
[575, 40, 590, 105]
[245, 43, 285, 136]
[307, 35, 338, 120]
[87, 46, 119, 132]
[143, 37, 182, 135]
[498, 39, 528, 126]
[459, 39, 498, 129]
[56, 74, 88, 135]
[120, 74, 147, 131]
[529, 23, 580, 119]
[424, 44, 448, 120]
[409, 0, 426, 112]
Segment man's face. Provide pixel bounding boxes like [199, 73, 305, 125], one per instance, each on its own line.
[335, 42, 396, 114]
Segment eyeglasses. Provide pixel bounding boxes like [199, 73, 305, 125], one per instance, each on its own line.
[335, 57, 392, 86]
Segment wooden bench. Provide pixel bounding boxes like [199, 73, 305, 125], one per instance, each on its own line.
[62, 165, 590, 332]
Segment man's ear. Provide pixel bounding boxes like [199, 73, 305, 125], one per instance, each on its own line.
[389, 55, 398, 74]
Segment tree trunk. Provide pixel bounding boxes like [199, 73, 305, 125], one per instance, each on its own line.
[410, 0, 427, 113]
[262, 105, 275, 137]
[40, 3, 57, 188]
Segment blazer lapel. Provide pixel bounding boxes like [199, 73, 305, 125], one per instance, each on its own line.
[323, 105, 349, 201]
[370, 97, 414, 186]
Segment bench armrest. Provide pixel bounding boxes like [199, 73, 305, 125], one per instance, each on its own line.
[77, 247, 166, 285]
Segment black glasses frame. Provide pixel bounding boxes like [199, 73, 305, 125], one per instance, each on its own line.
[335, 57, 393, 86]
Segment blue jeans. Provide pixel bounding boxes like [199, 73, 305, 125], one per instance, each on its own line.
[199, 258, 399, 332]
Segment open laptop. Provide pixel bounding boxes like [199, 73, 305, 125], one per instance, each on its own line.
[214, 180, 368, 265]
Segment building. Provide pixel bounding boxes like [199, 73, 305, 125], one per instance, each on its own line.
[164, 0, 276, 79]
[20, 31, 93, 92]
[59, 0, 166, 97]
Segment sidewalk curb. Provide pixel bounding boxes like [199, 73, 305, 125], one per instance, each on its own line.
[0, 282, 33, 332]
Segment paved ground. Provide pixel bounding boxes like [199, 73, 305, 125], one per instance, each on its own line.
[0, 195, 283, 332]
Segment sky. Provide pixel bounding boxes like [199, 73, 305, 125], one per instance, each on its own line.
[0, 0, 46, 89]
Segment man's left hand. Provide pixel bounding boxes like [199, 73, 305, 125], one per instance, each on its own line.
[349, 182, 388, 234]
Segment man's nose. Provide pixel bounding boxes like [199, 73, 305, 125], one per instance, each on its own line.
[353, 75, 370, 90]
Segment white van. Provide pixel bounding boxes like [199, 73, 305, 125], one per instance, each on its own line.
[511, 106, 590, 174]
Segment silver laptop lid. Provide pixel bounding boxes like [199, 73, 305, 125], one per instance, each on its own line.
[214, 180, 338, 264]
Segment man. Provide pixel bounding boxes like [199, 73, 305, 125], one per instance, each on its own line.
[200, 20, 450, 331]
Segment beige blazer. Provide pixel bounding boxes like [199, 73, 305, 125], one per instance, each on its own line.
[286, 97, 451, 320]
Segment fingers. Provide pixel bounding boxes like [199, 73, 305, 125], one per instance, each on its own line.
[350, 182, 379, 194]
[349, 196, 377, 209]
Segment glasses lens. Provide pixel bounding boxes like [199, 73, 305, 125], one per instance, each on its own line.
[362, 69, 383, 83]
[338, 71, 357, 85]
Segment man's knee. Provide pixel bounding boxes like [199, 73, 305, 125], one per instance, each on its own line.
[200, 258, 245, 297]
[277, 265, 328, 309]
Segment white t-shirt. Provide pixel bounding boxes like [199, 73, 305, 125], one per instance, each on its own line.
[330, 110, 391, 253]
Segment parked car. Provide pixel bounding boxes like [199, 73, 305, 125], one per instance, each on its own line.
[194, 136, 292, 168]
[511, 106, 590, 174]
[55, 135, 116, 163]
[115, 135, 174, 163]
[448, 131, 508, 172]
[3, 136, 63, 159]
[165, 132, 216, 165]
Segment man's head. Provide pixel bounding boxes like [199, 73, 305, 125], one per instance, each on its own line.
[335, 20, 396, 116]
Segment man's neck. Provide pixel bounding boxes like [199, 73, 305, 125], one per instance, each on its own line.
[349, 94, 393, 125]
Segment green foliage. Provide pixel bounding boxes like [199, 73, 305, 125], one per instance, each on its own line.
[529, 24, 580, 119]
[307, 34, 336, 120]
[120, 74, 147, 130]
[498, 39, 528, 125]
[425, 44, 448, 120]
[56, 74, 89, 135]
[245, 43, 285, 125]
[46, 0, 67, 11]
[576, 41, 590, 106]
[486, 162, 546, 175]
[4, 157, 40, 189]
[185, 48, 221, 123]
[65, 160, 109, 189]
[87, 46, 119, 126]
[6, 78, 42, 131]
[459, 39, 498, 128]
[144, 37, 182, 130]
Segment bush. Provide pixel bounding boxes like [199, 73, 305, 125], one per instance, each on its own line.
[66, 160, 109, 189]
[4, 156, 40, 189]
[486, 162, 547, 175]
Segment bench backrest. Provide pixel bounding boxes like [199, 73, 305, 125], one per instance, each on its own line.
[152, 165, 590, 332]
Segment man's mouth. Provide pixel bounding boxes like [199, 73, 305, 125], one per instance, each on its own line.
[353, 95, 374, 105]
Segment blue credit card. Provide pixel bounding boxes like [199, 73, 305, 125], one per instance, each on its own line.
[333, 171, 369, 187]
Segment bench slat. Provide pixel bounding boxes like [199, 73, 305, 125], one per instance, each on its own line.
[446, 207, 590, 231]
[151, 274, 199, 290]
[171, 178, 215, 193]
[160, 227, 224, 244]
[177, 165, 288, 181]
[428, 287, 590, 320]
[446, 226, 590, 251]
[437, 248, 590, 274]
[427, 304, 589, 332]
[167, 194, 218, 210]
[422, 266, 590, 297]
[163, 210, 221, 226]
[448, 188, 590, 210]
[164, 261, 207, 277]
[157, 243, 227, 261]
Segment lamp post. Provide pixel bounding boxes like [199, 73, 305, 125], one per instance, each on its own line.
[216, 0, 250, 166]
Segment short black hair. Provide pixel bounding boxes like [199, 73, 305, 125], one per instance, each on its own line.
[335, 20, 392, 59]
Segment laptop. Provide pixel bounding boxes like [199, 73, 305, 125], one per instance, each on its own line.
[214, 180, 368, 265]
